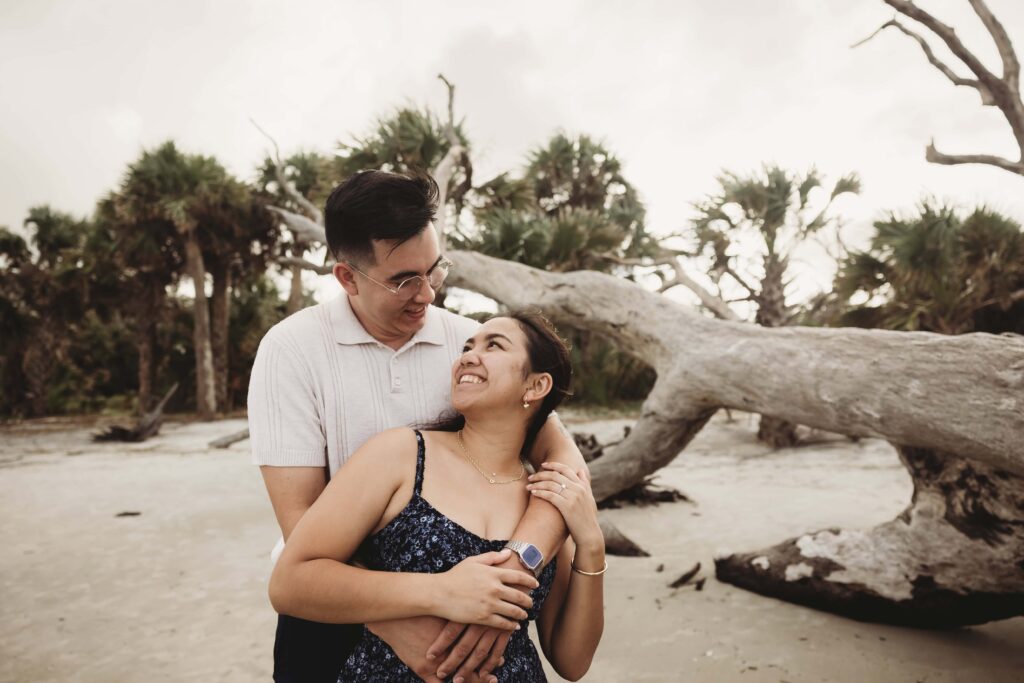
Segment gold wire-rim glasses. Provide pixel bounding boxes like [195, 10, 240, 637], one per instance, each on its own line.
[346, 255, 453, 301]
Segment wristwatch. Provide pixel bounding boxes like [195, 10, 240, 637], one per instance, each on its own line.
[504, 540, 544, 578]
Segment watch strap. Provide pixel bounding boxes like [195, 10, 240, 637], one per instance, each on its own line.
[504, 540, 543, 577]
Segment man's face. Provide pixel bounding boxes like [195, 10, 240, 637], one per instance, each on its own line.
[342, 227, 441, 344]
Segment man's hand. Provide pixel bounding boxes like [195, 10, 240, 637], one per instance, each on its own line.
[424, 548, 536, 681]
[368, 617, 483, 682]
[426, 622, 511, 682]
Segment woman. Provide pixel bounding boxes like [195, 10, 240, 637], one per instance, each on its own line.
[269, 312, 605, 682]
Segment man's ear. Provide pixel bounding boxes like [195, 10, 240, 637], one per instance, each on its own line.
[524, 372, 554, 404]
[333, 262, 359, 296]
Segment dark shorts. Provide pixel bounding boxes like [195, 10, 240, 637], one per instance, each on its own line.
[273, 614, 363, 683]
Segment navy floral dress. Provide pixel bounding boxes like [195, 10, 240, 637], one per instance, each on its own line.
[338, 430, 556, 682]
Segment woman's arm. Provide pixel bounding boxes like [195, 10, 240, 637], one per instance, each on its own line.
[537, 538, 605, 681]
[269, 428, 537, 628]
[529, 463, 606, 681]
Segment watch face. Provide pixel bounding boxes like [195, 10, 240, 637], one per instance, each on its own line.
[522, 545, 543, 568]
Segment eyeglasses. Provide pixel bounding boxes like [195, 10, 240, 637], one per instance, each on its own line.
[347, 256, 453, 301]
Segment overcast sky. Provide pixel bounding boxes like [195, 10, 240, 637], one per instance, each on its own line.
[3, 0, 1022, 303]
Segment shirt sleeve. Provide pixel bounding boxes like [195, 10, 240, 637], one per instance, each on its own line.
[247, 334, 328, 468]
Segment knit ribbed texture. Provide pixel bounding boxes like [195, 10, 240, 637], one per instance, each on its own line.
[247, 294, 479, 477]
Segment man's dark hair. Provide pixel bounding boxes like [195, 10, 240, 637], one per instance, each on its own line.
[324, 170, 439, 264]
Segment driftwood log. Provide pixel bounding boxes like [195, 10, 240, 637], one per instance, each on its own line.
[94, 383, 179, 443]
[447, 250, 1024, 627]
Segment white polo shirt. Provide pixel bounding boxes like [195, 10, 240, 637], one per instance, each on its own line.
[248, 293, 480, 477]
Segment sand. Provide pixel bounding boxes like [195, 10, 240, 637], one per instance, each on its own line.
[1, 412, 1021, 682]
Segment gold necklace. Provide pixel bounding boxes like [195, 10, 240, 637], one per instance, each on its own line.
[456, 430, 526, 485]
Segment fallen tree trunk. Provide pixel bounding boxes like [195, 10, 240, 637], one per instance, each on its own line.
[715, 448, 1024, 628]
[447, 251, 1022, 478]
[447, 250, 1024, 625]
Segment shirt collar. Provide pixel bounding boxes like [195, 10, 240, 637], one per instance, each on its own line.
[331, 294, 445, 348]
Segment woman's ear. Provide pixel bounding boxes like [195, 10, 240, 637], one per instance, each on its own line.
[524, 372, 553, 403]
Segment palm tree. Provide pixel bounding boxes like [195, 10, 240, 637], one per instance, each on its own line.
[333, 106, 473, 235]
[525, 132, 651, 258]
[196, 176, 279, 411]
[691, 165, 860, 446]
[835, 201, 1024, 335]
[118, 142, 225, 420]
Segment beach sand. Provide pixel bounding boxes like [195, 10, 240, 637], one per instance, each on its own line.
[1, 412, 1020, 682]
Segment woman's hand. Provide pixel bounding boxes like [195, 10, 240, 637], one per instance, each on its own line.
[434, 549, 539, 630]
[526, 462, 604, 554]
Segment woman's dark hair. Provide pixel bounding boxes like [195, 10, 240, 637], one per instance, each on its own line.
[423, 310, 573, 457]
[324, 170, 439, 264]
[511, 310, 574, 456]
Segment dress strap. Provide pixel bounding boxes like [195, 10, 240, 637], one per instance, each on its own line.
[412, 429, 426, 496]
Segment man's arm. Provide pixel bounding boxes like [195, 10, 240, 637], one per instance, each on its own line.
[259, 465, 327, 541]
[249, 334, 330, 542]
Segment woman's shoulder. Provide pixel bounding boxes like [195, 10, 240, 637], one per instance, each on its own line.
[346, 428, 421, 483]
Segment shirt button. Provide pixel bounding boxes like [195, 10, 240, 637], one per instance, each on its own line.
[394, 378, 402, 387]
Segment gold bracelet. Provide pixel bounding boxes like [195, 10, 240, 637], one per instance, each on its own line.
[570, 555, 608, 576]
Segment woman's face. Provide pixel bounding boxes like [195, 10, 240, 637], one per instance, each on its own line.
[451, 317, 534, 414]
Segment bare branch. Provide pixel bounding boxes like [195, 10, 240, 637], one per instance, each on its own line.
[882, 0, 998, 85]
[251, 118, 324, 224]
[438, 74, 459, 147]
[854, 19, 993, 103]
[278, 257, 333, 276]
[268, 206, 327, 245]
[602, 253, 741, 322]
[859, 1, 1024, 175]
[431, 74, 469, 251]
[968, 0, 1020, 94]
[926, 140, 1024, 176]
[723, 265, 758, 296]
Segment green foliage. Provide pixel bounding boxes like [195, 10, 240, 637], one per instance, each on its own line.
[692, 165, 859, 274]
[256, 150, 335, 213]
[334, 106, 469, 177]
[0, 207, 95, 416]
[462, 132, 654, 271]
[569, 336, 655, 405]
[834, 201, 1024, 334]
[690, 165, 859, 326]
[227, 275, 288, 411]
[458, 132, 657, 405]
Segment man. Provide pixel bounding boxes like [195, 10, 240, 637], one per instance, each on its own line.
[248, 170, 586, 682]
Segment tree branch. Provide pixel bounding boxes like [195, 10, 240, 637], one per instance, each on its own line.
[968, 0, 1020, 95]
[268, 206, 327, 245]
[601, 253, 741, 322]
[882, 0, 998, 85]
[925, 140, 1024, 174]
[278, 257, 333, 276]
[431, 74, 469, 251]
[251, 119, 324, 224]
[722, 265, 758, 297]
[853, 19, 993, 103]
[880, 0, 1024, 158]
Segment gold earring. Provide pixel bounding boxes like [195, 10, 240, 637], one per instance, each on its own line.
[523, 401, 530, 409]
